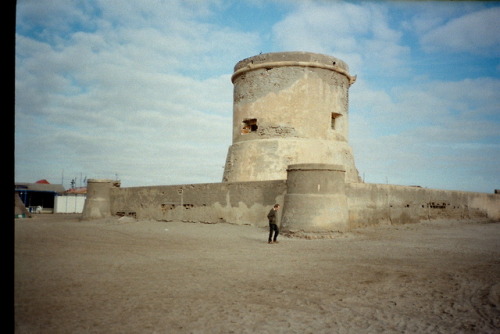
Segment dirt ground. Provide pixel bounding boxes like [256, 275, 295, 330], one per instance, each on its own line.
[14, 214, 500, 333]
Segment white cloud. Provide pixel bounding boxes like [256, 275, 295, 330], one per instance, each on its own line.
[350, 77, 500, 191]
[15, 0, 243, 187]
[271, 1, 409, 76]
[420, 7, 500, 56]
[15, 0, 500, 193]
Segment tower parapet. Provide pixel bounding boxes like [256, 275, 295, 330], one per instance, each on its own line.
[222, 51, 360, 183]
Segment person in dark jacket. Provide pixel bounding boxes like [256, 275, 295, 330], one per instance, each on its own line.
[267, 204, 280, 244]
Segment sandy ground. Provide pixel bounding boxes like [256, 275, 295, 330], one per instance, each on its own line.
[14, 214, 500, 334]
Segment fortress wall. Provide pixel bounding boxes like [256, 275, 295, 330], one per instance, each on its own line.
[85, 179, 499, 230]
[109, 180, 287, 226]
[81, 52, 499, 232]
[346, 182, 499, 230]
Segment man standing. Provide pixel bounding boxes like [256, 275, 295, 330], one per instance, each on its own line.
[267, 204, 280, 244]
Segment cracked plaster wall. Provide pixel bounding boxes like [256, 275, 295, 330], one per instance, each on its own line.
[223, 52, 360, 183]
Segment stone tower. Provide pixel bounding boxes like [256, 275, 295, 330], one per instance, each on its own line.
[222, 51, 361, 183]
[280, 164, 349, 233]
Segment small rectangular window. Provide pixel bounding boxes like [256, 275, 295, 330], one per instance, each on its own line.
[242, 118, 258, 134]
[331, 113, 342, 130]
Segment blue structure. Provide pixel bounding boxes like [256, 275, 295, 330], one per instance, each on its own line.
[15, 182, 65, 213]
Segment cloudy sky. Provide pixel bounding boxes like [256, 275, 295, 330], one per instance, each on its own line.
[15, 0, 499, 193]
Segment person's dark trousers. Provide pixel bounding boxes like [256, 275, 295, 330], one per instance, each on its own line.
[269, 223, 279, 242]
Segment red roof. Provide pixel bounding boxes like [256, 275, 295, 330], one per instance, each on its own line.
[35, 179, 50, 184]
[65, 187, 87, 194]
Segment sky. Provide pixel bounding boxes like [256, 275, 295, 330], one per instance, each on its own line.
[15, 0, 500, 193]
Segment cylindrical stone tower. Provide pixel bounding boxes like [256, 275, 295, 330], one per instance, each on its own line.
[280, 164, 349, 233]
[81, 179, 116, 219]
[222, 51, 360, 183]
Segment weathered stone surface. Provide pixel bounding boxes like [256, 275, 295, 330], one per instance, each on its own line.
[81, 52, 500, 231]
[223, 51, 361, 183]
[81, 179, 117, 219]
[281, 164, 349, 233]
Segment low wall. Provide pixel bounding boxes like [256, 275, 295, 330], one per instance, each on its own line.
[346, 183, 500, 229]
[85, 178, 499, 231]
[110, 180, 287, 227]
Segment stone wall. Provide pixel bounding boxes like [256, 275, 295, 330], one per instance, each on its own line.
[346, 183, 500, 229]
[109, 180, 287, 226]
[81, 51, 499, 231]
[82, 178, 500, 231]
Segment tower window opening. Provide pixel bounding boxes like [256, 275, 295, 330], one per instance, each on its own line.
[242, 118, 258, 134]
[331, 113, 342, 130]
